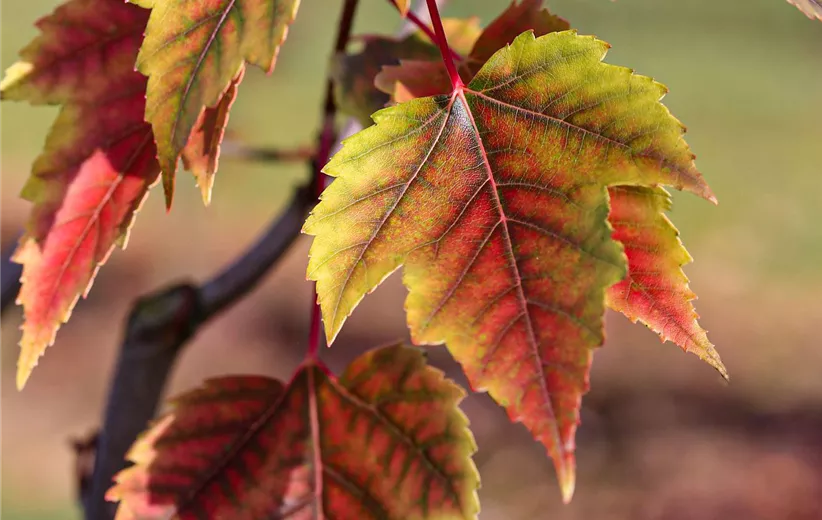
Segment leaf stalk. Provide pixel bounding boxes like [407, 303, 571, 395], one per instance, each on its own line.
[425, 0, 463, 89]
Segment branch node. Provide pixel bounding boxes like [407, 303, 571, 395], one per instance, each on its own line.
[125, 283, 203, 351]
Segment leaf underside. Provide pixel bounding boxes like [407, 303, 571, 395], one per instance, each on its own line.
[130, 0, 301, 206]
[787, 0, 822, 20]
[108, 345, 479, 520]
[181, 66, 245, 205]
[0, 0, 160, 389]
[305, 30, 716, 500]
[606, 186, 726, 378]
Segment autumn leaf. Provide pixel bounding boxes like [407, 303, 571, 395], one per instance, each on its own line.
[440, 18, 485, 56]
[0, 0, 159, 390]
[332, 34, 440, 126]
[788, 0, 822, 20]
[0, 0, 147, 104]
[332, 18, 480, 126]
[469, 0, 569, 64]
[304, 30, 714, 500]
[606, 186, 726, 378]
[376, 0, 569, 103]
[374, 59, 453, 103]
[108, 345, 479, 519]
[130, 0, 301, 207]
[373, 6, 725, 381]
[181, 67, 244, 205]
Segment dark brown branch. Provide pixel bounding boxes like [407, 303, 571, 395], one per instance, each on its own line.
[83, 186, 314, 519]
[1, 235, 23, 315]
[221, 142, 314, 163]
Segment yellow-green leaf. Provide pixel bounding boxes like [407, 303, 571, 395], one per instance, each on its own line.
[130, 0, 301, 207]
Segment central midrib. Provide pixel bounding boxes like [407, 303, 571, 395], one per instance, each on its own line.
[454, 88, 567, 463]
[171, 2, 237, 147]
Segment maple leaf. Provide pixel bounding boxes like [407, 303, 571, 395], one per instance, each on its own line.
[0, 0, 160, 390]
[376, 0, 569, 103]
[0, 0, 147, 104]
[373, 8, 726, 383]
[440, 17, 484, 55]
[788, 0, 822, 20]
[606, 186, 726, 378]
[130, 0, 301, 207]
[108, 345, 479, 519]
[332, 18, 480, 126]
[304, 30, 714, 500]
[181, 67, 244, 205]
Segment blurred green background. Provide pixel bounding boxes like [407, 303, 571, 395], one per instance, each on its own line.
[2, 0, 821, 518]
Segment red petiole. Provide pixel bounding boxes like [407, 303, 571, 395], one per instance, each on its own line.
[388, 0, 463, 63]
[425, 0, 463, 90]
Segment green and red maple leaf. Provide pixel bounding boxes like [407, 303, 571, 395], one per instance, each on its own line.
[131, 0, 300, 206]
[108, 345, 479, 519]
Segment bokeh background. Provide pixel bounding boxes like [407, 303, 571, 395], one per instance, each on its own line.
[2, 0, 821, 518]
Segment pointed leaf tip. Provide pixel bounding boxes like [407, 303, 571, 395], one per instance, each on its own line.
[558, 458, 576, 504]
[395, 0, 410, 15]
[705, 350, 729, 381]
[162, 173, 174, 211]
[181, 68, 244, 207]
[16, 362, 32, 391]
[606, 186, 725, 380]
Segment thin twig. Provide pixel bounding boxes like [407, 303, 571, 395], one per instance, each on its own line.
[221, 142, 314, 163]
